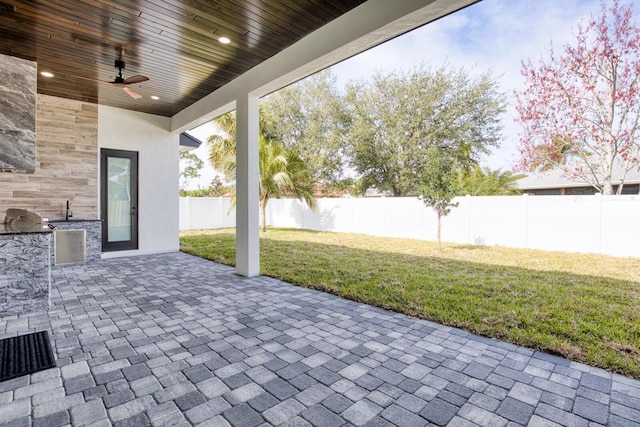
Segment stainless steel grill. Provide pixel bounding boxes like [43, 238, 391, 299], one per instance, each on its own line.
[4, 209, 44, 232]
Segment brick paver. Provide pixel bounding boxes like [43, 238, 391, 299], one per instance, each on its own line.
[1, 252, 639, 426]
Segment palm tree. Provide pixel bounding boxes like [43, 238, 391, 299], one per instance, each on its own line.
[209, 114, 317, 231]
[207, 113, 238, 182]
[455, 166, 525, 196]
[208, 111, 274, 181]
[256, 134, 316, 231]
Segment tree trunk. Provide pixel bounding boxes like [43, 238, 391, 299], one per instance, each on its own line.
[602, 176, 613, 195]
[616, 157, 631, 195]
[602, 145, 615, 195]
[437, 213, 442, 252]
[260, 199, 267, 232]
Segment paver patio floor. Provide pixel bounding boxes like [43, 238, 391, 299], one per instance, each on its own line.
[1, 252, 639, 426]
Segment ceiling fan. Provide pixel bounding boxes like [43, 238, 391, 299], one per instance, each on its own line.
[72, 58, 149, 99]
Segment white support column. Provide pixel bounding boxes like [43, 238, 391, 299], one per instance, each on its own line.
[235, 93, 260, 277]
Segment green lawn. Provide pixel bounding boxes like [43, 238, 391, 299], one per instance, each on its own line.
[180, 228, 640, 379]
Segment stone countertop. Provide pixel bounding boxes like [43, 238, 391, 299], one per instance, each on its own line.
[0, 219, 102, 234]
[0, 224, 52, 235]
[49, 219, 103, 223]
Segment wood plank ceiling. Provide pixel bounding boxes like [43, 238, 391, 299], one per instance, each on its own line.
[0, 0, 366, 117]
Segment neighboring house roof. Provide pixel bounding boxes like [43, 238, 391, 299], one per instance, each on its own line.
[364, 187, 394, 197]
[312, 183, 352, 198]
[515, 162, 640, 190]
[179, 133, 203, 153]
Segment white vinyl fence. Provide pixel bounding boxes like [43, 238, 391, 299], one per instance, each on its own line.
[179, 197, 236, 231]
[179, 195, 640, 257]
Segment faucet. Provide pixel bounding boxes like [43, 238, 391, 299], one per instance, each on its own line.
[65, 200, 73, 221]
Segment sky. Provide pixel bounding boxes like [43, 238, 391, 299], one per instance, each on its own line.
[184, 0, 617, 190]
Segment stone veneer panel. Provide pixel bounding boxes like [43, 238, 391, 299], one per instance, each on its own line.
[0, 232, 51, 316]
[49, 220, 102, 263]
[0, 54, 36, 170]
[0, 94, 98, 220]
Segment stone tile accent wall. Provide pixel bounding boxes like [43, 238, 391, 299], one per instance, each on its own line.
[0, 54, 36, 170]
[0, 232, 51, 317]
[0, 94, 98, 220]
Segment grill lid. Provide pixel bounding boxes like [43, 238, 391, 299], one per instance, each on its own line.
[5, 208, 43, 232]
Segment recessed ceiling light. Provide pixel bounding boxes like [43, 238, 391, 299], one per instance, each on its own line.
[150, 95, 159, 100]
[40, 71, 54, 78]
[218, 36, 231, 44]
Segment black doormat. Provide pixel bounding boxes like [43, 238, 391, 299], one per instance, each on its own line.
[0, 331, 56, 382]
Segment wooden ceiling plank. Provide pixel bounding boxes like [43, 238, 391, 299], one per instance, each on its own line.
[136, 0, 282, 59]
[0, 0, 367, 116]
[239, 0, 325, 33]
[172, 0, 301, 42]
[227, 0, 315, 35]
[19, 0, 272, 68]
[12, 1, 138, 45]
[138, 0, 245, 38]
[1, 11, 254, 80]
[280, 0, 337, 25]
[145, 0, 276, 39]
[8, 32, 228, 109]
[91, 3, 279, 66]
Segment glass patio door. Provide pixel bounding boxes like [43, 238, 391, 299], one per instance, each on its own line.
[101, 149, 138, 251]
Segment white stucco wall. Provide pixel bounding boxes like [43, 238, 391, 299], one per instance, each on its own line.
[98, 105, 179, 257]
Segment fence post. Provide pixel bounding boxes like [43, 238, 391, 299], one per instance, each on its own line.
[466, 195, 471, 244]
[523, 194, 529, 249]
[349, 197, 354, 233]
[381, 196, 387, 236]
[216, 197, 222, 229]
[596, 193, 603, 254]
[185, 197, 191, 231]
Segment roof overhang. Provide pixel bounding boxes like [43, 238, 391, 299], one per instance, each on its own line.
[179, 132, 203, 153]
[170, 0, 479, 133]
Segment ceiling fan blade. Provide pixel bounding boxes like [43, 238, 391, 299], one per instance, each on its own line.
[122, 75, 149, 84]
[123, 86, 142, 99]
[69, 74, 106, 83]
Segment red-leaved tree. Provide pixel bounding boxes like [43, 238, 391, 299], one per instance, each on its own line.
[515, 0, 640, 195]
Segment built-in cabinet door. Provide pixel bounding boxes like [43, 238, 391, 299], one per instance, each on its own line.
[101, 149, 138, 252]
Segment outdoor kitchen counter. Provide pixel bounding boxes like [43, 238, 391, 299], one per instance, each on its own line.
[0, 230, 52, 317]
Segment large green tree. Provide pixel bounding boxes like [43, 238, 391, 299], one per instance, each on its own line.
[261, 70, 349, 184]
[346, 66, 505, 196]
[208, 114, 317, 231]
